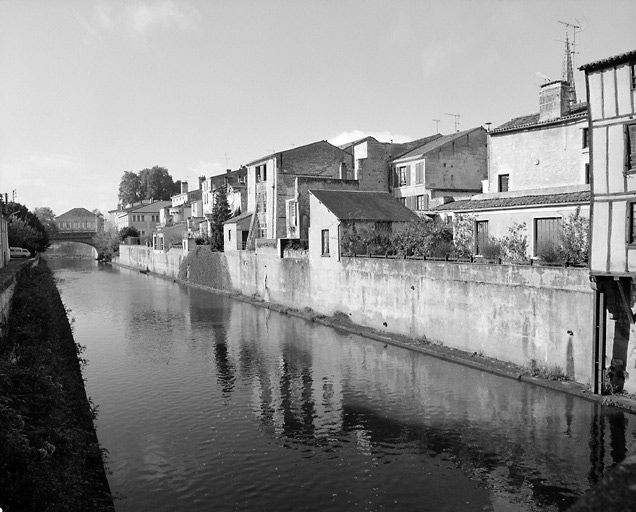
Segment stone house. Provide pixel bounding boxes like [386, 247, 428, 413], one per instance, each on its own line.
[115, 201, 170, 238]
[390, 127, 488, 213]
[245, 140, 354, 243]
[581, 49, 636, 394]
[308, 190, 418, 262]
[202, 167, 248, 221]
[434, 80, 590, 257]
[56, 207, 104, 233]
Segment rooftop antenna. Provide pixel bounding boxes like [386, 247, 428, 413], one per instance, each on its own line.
[445, 113, 460, 132]
[225, 152, 230, 169]
[432, 119, 441, 132]
[557, 20, 581, 105]
[536, 71, 553, 84]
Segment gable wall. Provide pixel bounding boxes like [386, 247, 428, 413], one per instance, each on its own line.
[489, 120, 588, 192]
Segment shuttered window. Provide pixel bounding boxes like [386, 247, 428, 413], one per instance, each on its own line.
[628, 124, 636, 173]
[535, 217, 561, 256]
[398, 166, 408, 186]
[629, 202, 636, 244]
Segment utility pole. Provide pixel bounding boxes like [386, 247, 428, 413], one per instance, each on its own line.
[432, 119, 441, 132]
[445, 113, 461, 132]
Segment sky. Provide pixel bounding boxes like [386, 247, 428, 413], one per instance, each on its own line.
[0, 0, 635, 217]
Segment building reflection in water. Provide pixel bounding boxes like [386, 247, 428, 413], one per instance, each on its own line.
[184, 288, 636, 510]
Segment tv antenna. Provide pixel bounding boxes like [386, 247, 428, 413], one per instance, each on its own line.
[556, 20, 582, 104]
[445, 113, 460, 132]
[432, 119, 441, 132]
[536, 71, 553, 84]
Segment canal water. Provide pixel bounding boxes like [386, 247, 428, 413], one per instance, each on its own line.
[49, 258, 636, 512]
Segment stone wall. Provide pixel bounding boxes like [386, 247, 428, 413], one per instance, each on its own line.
[118, 245, 594, 386]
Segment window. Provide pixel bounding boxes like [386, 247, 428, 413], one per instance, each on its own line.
[582, 128, 589, 149]
[399, 166, 408, 186]
[321, 229, 330, 256]
[416, 195, 427, 211]
[475, 221, 488, 255]
[632, 62, 636, 90]
[627, 124, 636, 174]
[415, 162, 424, 184]
[498, 174, 509, 192]
[585, 163, 590, 185]
[535, 217, 561, 256]
[256, 164, 267, 182]
[288, 201, 297, 227]
[399, 197, 407, 206]
[629, 202, 636, 244]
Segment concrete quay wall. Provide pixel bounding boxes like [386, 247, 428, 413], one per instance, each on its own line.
[118, 245, 594, 386]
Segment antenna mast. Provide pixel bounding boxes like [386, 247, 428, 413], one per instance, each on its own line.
[445, 113, 460, 132]
[557, 20, 580, 105]
[432, 119, 441, 132]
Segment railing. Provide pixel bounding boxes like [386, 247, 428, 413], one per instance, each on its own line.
[343, 252, 588, 268]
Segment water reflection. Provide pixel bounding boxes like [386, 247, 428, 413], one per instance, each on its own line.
[49, 259, 636, 512]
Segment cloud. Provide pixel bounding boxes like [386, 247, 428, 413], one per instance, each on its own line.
[78, 1, 194, 39]
[187, 160, 223, 177]
[126, 1, 194, 35]
[328, 130, 412, 147]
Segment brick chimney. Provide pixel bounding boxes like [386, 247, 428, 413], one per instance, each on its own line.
[539, 81, 573, 122]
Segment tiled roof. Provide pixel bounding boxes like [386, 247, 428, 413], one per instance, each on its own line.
[393, 128, 483, 162]
[337, 136, 378, 152]
[223, 211, 253, 224]
[310, 190, 419, 222]
[56, 207, 96, 218]
[579, 50, 636, 71]
[492, 103, 587, 133]
[390, 134, 443, 159]
[433, 190, 590, 212]
[246, 140, 345, 166]
[127, 200, 172, 213]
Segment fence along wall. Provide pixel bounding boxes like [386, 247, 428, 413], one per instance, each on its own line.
[118, 245, 595, 386]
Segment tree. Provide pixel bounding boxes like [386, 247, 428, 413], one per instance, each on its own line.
[138, 166, 178, 200]
[93, 221, 120, 261]
[209, 187, 231, 251]
[119, 226, 140, 239]
[33, 206, 59, 236]
[6, 202, 49, 253]
[118, 171, 142, 206]
[118, 167, 178, 206]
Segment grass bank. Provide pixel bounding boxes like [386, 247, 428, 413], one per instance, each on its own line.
[0, 262, 114, 512]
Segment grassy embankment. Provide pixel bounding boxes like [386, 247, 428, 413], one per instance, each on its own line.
[0, 263, 114, 512]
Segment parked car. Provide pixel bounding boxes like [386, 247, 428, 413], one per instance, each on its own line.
[10, 247, 30, 259]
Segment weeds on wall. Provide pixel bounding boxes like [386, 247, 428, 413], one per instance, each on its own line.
[529, 359, 569, 381]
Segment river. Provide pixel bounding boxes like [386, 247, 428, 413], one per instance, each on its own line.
[49, 258, 636, 512]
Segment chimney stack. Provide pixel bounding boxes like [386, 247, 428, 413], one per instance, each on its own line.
[539, 81, 573, 122]
[181, 181, 189, 194]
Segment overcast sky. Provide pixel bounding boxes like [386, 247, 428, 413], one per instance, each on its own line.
[1, 0, 634, 217]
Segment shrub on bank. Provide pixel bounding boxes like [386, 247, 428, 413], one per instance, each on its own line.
[0, 263, 114, 512]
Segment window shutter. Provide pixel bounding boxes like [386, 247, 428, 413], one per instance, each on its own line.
[629, 124, 636, 172]
[405, 165, 411, 186]
[415, 162, 424, 184]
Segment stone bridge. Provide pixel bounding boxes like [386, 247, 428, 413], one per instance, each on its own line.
[49, 231, 98, 248]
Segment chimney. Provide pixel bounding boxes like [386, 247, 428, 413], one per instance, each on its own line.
[539, 81, 573, 122]
[181, 181, 189, 194]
